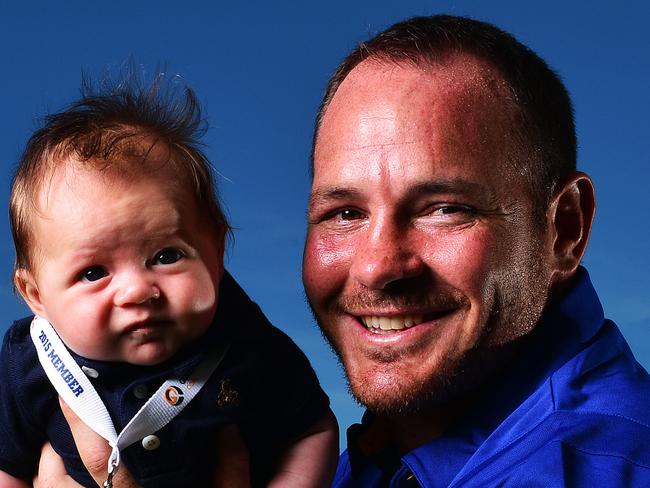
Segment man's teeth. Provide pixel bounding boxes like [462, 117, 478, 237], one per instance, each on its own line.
[360, 315, 424, 331]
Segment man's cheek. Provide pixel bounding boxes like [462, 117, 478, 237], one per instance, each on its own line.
[424, 231, 497, 285]
[304, 234, 355, 292]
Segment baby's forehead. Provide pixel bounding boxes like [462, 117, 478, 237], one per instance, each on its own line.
[24, 157, 203, 254]
[30, 153, 207, 236]
[40, 148, 192, 198]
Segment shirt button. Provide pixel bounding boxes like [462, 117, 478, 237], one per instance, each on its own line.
[81, 366, 99, 378]
[133, 384, 148, 399]
[142, 435, 160, 450]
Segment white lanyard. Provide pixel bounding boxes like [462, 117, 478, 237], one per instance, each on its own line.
[30, 315, 229, 480]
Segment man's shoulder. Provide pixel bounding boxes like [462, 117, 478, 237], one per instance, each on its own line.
[488, 325, 648, 482]
[550, 317, 650, 421]
[531, 271, 650, 427]
[522, 314, 650, 457]
[449, 387, 650, 487]
[491, 409, 650, 487]
[450, 413, 650, 487]
[450, 314, 650, 486]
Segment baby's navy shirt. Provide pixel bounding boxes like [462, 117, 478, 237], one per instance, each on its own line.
[0, 272, 330, 487]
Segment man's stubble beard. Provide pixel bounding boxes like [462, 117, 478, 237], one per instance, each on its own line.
[307, 247, 551, 417]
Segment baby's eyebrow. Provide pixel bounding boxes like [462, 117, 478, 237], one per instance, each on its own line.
[66, 245, 102, 261]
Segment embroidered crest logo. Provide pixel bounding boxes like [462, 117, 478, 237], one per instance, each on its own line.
[164, 385, 184, 406]
[217, 379, 239, 407]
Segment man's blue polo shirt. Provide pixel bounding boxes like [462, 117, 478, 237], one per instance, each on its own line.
[334, 267, 650, 487]
[0, 272, 330, 487]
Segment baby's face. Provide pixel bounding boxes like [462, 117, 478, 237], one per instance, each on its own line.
[20, 157, 224, 365]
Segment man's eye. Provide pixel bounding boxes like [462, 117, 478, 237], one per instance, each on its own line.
[338, 209, 364, 221]
[439, 206, 464, 214]
[434, 205, 476, 216]
[81, 266, 108, 283]
[153, 248, 185, 265]
[423, 204, 478, 226]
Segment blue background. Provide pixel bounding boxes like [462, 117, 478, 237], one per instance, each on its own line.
[1, 1, 648, 447]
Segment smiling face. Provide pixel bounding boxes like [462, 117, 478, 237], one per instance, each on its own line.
[303, 56, 556, 413]
[18, 150, 224, 365]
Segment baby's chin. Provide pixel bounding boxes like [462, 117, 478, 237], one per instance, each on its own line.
[116, 323, 199, 365]
[118, 340, 182, 366]
[74, 340, 182, 366]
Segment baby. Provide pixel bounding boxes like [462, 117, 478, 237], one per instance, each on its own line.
[0, 78, 337, 487]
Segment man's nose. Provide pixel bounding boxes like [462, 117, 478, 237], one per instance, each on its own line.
[113, 270, 161, 306]
[349, 216, 425, 290]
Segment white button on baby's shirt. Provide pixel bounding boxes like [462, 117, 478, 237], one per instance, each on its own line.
[81, 366, 99, 378]
[133, 384, 148, 399]
[142, 435, 160, 450]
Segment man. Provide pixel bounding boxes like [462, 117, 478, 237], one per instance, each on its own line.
[303, 14, 650, 487]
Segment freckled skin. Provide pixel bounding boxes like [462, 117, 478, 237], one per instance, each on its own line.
[20, 153, 224, 365]
[303, 56, 555, 424]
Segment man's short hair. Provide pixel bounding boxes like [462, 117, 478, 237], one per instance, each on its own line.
[10, 73, 230, 272]
[313, 15, 576, 212]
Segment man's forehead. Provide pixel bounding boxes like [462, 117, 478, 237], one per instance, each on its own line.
[310, 53, 529, 206]
[327, 54, 511, 117]
[316, 56, 515, 150]
[368, 54, 510, 91]
[317, 58, 518, 160]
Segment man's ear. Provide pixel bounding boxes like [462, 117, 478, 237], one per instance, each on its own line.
[547, 172, 596, 284]
[14, 268, 47, 317]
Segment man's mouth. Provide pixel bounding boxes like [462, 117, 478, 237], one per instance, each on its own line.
[358, 310, 454, 333]
[360, 314, 424, 331]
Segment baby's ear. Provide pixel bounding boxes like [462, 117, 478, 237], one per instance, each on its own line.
[15, 269, 46, 316]
[216, 226, 227, 266]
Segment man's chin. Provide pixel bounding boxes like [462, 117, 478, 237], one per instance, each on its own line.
[345, 362, 463, 416]
[316, 317, 469, 414]
[346, 336, 530, 418]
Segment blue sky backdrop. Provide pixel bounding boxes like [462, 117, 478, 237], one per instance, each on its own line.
[1, 1, 648, 446]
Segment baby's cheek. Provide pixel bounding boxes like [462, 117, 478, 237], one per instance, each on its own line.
[50, 305, 112, 360]
[191, 285, 217, 314]
[178, 271, 219, 316]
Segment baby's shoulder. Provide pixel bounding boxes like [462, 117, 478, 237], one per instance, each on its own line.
[1, 315, 51, 402]
[1, 316, 38, 364]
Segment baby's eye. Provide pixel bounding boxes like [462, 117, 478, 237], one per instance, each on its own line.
[81, 266, 108, 283]
[153, 248, 185, 265]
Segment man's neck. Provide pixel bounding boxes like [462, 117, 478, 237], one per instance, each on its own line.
[357, 335, 536, 457]
[359, 400, 471, 457]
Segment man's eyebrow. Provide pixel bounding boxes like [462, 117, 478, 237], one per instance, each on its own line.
[309, 187, 363, 206]
[310, 180, 492, 204]
[407, 180, 490, 197]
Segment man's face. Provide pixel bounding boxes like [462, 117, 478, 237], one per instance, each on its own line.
[303, 57, 555, 413]
[21, 150, 224, 365]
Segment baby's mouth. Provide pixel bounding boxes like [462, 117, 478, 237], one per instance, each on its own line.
[124, 319, 172, 334]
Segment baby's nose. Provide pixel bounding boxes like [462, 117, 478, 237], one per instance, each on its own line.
[113, 272, 160, 306]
